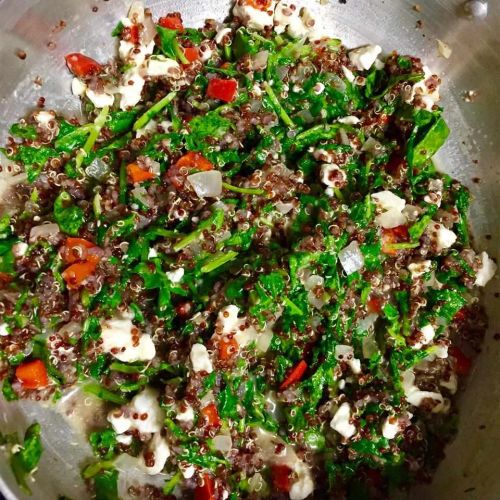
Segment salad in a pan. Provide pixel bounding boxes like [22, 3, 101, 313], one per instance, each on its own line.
[0, 1, 496, 498]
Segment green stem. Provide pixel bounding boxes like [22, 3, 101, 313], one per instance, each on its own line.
[201, 251, 239, 273]
[76, 106, 109, 169]
[163, 471, 183, 495]
[84, 383, 127, 405]
[385, 242, 420, 251]
[174, 40, 189, 65]
[173, 209, 225, 252]
[263, 82, 295, 128]
[222, 182, 265, 196]
[224, 42, 232, 62]
[133, 91, 178, 131]
[119, 162, 128, 205]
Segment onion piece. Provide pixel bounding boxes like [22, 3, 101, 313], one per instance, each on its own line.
[213, 435, 232, 454]
[142, 11, 157, 45]
[339, 241, 364, 275]
[252, 50, 269, 71]
[29, 223, 61, 244]
[85, 158, 109, 180]
[187, 171, 222, 198]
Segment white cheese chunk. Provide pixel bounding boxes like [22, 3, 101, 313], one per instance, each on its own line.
[372, 191, 406, 212]
[119, 69, 145, 110]
[289, 461, 314, 500]
[233, 1, 276, 31]
[426, 223, 457, 252]
[401, 369, 444, 411]
[335, 345, 362, 374]
[190, 343, 213, 373]
[12, 242, 28, 258]
[408, 260, 432, 278]
[139, 433, 170, 475]
[440, 372, 458, 394]
[146, 56, 182, 78]
[0, 323, 9, 336]
[71, 78, 87, 96]
[100, 312, 155, 362]
[475, 251, 496, 286]
[107, 387, 164, 435]
[411, 324, 435, 350]
[86, 89, 115, 108]
[349, 45, 382, 71]
[338, 115, 360, 125]
[382, 416, 400, 439]
[331, 402, 356, 439]
[166, 268, 184, 283]
[176, 403, 195, 423]
[215, 27, 232, 45]
[320, 163, 347, 188]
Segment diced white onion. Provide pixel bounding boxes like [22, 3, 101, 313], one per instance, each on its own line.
[252, 50, 269, 71]
[338, 241, 364, 275]
[187, 170, 222, 198]
[213, 435, 232, 454]
[29, 223, 60, 244]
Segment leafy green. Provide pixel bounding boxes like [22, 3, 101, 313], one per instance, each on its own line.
[10, 123, 37, 140]
[408, 204, 437, 241]
[89, 430, 117, 460]
[407, 115, 449, 167]
[55, 124, 92, 153]
[53, 192, 85, 236]
[455, 185, 470, 245]
[84, 383, 128, 405]
[107, 110, 138, 134]
[156, 26, 188, 64]
[9, 423, 43, 495]
[12, 145, 58, 182]
[94, 468, 118, 500]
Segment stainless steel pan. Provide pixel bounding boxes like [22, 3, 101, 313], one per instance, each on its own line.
[0, 1, 499, 498]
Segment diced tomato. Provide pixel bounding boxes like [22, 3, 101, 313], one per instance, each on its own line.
[218, 336, 239, 361]
[194, 474, 215, 500]
[183, 46, 199, 63]
[127, 163, 156, 183]
[201, 403, 221, 427]
[449, 346, 472, 376]
[167, 152, 213, 189]
[158, 14, 184, 32]
[15, 359, 49, 389]
[246, 0, 274, 11]
[381, 225, 409, 255]
[65, 53, 102, 78]
[62, 238, 96, 264]
[176, 152, 214, 171]
[206, 78, 238, 103]
[367, 296, 383, 314]
[123, 25, 140, 44]
[280, 360, 307, 390]
[271, 464, 292, 493]
[62, 255, 99, 290]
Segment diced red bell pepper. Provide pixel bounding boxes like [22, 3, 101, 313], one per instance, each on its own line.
[123, 25, 140, 44]
[280, 360, 307, 390]
[62, 238, 96, 264]
[381, 225, 410, 255]
[206, 78, 238, 103]
[15, 359, 49, 389]
[271, 464, 292, 493]
[201, 403, 221, 427]
[194, 474, 215, 500]
[62, 255, 99, 290]
[183, 46, 199, 63]
[127, 163, 156, 183]
[158, 14, 184, 32]
[367, 296, 383, 314]
[218, 336, 239, 361]
[449, 346, 472, 376]
[65, 53, 102, 78]
[176, 152, 214, 171]
[247, 0, 274, 11]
